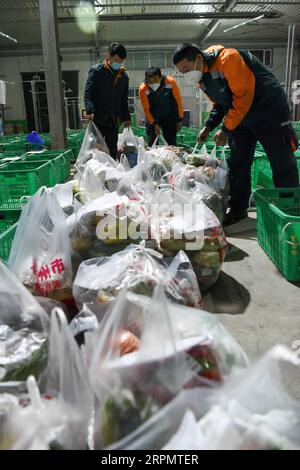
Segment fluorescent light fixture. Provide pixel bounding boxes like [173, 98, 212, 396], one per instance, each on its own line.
[224, 14, 264, 33]
[0, 31, 18, 43]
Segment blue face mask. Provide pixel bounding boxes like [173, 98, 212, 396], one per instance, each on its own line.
[111, 62, 122, 71]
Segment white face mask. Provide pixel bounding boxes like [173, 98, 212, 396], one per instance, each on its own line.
[149, 82, 160, 92]
[184, 60, 202, 87]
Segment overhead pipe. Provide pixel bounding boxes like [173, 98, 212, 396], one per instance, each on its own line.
[58, 11, 281, 22]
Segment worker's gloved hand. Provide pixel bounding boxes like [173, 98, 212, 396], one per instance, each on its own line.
[88, 113, 94, 121]
[177, 121, 183, 132]
[123, 120, 131, 128]
[213, 129, 227, 146]
[155, 124, 161, 136]
[197, 126, 210, 144]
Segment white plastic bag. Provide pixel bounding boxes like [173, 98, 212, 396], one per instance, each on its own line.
[51, 181, 77, 217]
[89, 285, 242, 448]
[163, 409, 207, 450]
[196, 345, 300, 450]
[1, 375, 88, 450]
[73, 242, 202, 316]
[118, 127, 139, 152]
[43, 308, 93, 449]
[9, 187, 73, 302]
[75, 121, 110, 168]
[90, 287, 212, 448]
[0, 261, 49, 383]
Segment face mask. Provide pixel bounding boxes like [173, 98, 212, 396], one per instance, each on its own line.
[184, 60, 202, 87]
[111, 62, 122, 71]
[149, 82, 160, 92]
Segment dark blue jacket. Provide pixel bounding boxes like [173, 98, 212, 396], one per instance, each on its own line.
[84, 61, 130, 126]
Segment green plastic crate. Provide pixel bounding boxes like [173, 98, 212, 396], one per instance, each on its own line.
[0, 210, 21, 234]
[251, 151, 267, 191]
[52, 149, 72, 181]
[0, 141, 27, 152]
[0, 160, 51, 209]
[0, 222, 17, 262]
[254, 187, 300, 282]
[258, 158, 300, 189]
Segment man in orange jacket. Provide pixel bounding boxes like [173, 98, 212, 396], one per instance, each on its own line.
[173, 44, 299, 225]
[139, 67, 184, 146]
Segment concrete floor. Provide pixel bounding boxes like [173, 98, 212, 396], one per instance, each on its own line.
[203, 212, 300, 363]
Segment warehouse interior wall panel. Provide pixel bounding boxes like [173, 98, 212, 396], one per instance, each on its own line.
[0, 46, 297, 123]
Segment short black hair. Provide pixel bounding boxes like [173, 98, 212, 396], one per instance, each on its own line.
[145, 67, 162, 81]
[173, 44, 201, 65]
[108, 42, 127, 60]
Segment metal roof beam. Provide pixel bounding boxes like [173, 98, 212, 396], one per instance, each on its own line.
[198, 0, 238, 45]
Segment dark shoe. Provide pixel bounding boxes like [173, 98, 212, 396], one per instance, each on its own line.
[223, 210, 248, 226]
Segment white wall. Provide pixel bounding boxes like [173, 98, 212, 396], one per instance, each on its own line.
[0, 46, 298, 125]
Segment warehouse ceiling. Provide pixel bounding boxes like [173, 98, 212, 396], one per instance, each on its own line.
[0, 0, 299, 53]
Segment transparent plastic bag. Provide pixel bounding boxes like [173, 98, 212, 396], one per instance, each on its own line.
[110, 389, 212, 450]
[75, 162, 107, 203]
[9, 187, 73, 303]
[117, 146, 155, 201]
[201, 145, 230, 217]
[163, 409, 206, 450]
[118, 127, 139, 152]
[151, 186, 228, 289]
[89, 287, 223, 449]
[195, 345, 300, 450]
[0, 262, 49, 383]
[183, 143, 209, 167]
[94, 197, 151, 254]
[75, 121, 110, 168]
[73, 242, 202, 316]
[118, 128, 139, 168]
[0, 376, 87, 450]
[67, 192, 125, 257]
[42, 308, 93, 449]
[51, 181, 77, 217]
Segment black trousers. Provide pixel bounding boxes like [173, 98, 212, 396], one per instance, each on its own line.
[94, 118, 118, 159]
[146, 118, 177, 147]
[227, 124, 299, 212]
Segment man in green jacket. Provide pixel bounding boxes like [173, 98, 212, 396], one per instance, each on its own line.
[84, 43, 131, 159]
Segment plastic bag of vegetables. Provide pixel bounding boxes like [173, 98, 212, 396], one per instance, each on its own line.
[95, 197, 151, 254]
[145, 146, 180, 172]
[51, 181, 78, 217]
[67, 191, 125, 257]
[8, 187, 73, 304]
[73, 242, 202, 316]
[151, 187, 228, 288]
[0, 375, 90, 450]
[75, 121, 110, 169]
[42, 308, 93, 449]
[0, 261, 49, 384]
[174, 172, 223, 222]
[117, 146, 157, 200]
[164, 345, 300, 450]
[89, 287, 247, 449]
[199, 146, 230, 218]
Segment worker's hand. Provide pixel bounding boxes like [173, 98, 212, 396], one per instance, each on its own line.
[88, 113, 94, 121]
[155, 124, 161, 136]
[177, 121, 183, 132]
[123, 120, 131, 128]
[197, 126, 210, 145]
[213, 129, 227, 146]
